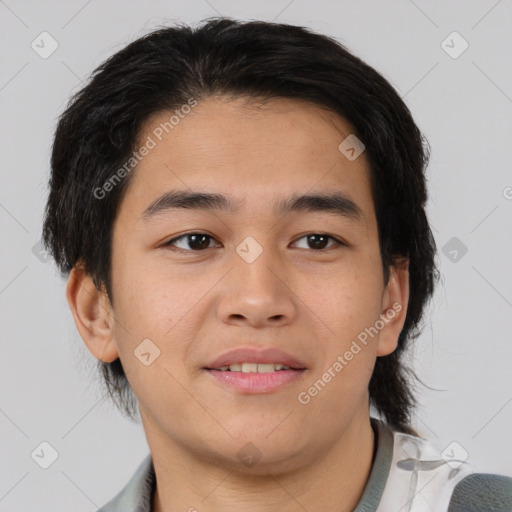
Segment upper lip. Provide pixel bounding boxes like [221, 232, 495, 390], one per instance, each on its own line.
[204, 347, 307, 370]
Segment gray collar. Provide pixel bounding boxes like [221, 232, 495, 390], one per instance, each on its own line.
[100, 417, 394, 511]
[353, 417, 394, 511]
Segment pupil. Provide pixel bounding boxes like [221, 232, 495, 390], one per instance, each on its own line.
[308, 234, 328, 249]
[189, 234, 209, 250]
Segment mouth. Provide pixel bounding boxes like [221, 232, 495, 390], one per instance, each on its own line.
[205, 347, 307, 371]
[203, 364, 307, 394]
[204, 362, 305, 372]
[203, 346, 308, 393]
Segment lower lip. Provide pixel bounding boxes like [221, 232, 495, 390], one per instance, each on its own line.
[204, 369, 306, 393]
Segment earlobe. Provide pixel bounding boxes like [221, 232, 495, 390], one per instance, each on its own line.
[376, 259, 410, 357]
[66, 265, 119, 363]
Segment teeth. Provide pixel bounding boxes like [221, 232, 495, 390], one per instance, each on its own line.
[256, 363, 276, 373]
[215, 363, 293, 372]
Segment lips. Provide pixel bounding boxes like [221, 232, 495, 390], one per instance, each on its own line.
[204, 347, 307, 370]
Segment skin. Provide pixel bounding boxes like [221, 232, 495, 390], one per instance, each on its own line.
[66, 96, 409, 512]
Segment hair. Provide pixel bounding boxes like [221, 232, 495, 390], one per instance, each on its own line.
[42, 17, 438, 435]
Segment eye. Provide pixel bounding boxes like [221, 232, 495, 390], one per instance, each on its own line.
[164, 232, 345, 252]
[292, 233, 345, 251]
[164, 233, 219, 252]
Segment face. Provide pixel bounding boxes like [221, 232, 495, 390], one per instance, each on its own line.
[78, 96, 408, 473]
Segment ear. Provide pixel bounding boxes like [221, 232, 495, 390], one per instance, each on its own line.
[376, 258, 410, 357]
[66, 264, 119, 363]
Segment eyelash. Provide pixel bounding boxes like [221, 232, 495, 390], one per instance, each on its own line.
[163, 232, 346, 253]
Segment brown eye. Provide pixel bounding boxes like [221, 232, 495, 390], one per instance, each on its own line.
[164, 232, 345, 253]
[292, 234, 344, 250]
[165, 233, 217, 251]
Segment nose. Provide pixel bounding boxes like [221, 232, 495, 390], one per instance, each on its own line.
[216, 246, 298, 328]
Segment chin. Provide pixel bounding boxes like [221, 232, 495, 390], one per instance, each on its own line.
[213, 431, 315, 475]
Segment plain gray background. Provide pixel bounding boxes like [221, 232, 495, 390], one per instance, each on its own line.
[1, 0, 511, 509]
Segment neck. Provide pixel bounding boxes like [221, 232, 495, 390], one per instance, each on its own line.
[147, 411, 376, 512]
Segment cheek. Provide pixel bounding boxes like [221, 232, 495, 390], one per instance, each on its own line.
[111, 250, 179, 331]
[301, 280, 380, 411]
[109, 274, 195, 411]
[313, 264, 383, 337]
[306, 260, 384, 390]
[111, 261, 211, 374]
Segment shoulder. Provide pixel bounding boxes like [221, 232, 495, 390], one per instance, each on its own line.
[373, 420, 512, 511]
[447, 472, 512, 511]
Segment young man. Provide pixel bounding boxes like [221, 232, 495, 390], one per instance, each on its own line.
[42, 17, 512, 512]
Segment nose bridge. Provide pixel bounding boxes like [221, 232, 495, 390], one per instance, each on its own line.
[236, 234, 283, 296]
[237, 236, 281, 291]
[217, 234, 296, 326]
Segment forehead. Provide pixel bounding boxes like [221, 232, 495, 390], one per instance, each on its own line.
[120, 96, 374, 222]
[140, 95, 360, 158]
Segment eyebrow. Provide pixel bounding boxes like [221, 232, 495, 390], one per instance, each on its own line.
[141, 189, 366, 225]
